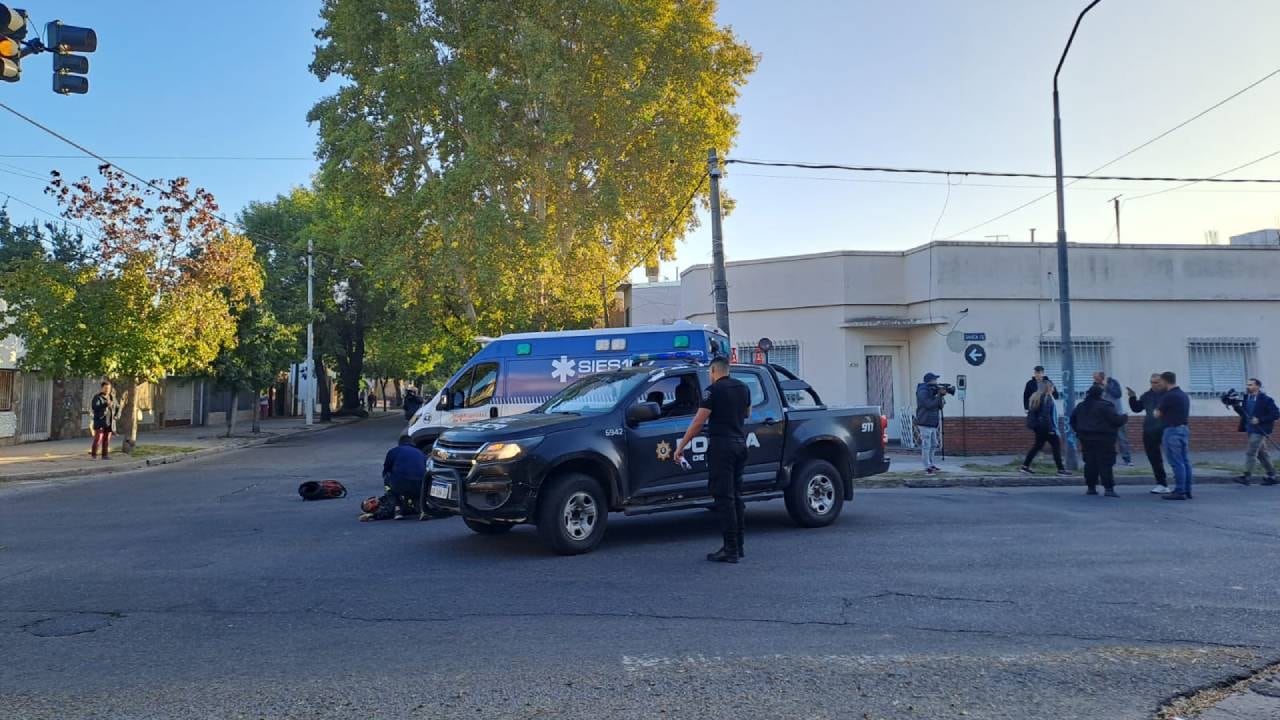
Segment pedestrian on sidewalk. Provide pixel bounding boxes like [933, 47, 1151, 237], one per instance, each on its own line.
[1020, 379, 1069, 476]
[89, 381, 119, 460]
[1094, 371, 1134, 467]
[1070, 384, 1128, 497]
[1023, 366, 1058, 411]
[1228, 378, 1279, 486]
[367, 390, 377, 414]
[1155, 371, 1194, 501]
[916, 373, 946, 475]
[1127, 374, 1170, 494]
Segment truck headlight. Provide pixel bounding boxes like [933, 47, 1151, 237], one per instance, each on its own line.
[474, 437, 543, 464]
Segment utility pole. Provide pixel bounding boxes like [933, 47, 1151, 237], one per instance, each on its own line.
[707, 148, 730, 340]
[1108, 195, 1121, 244]
[1030, 228, 1036, 243]
[304, 235, 314, 427]
[1052, 0, 1102, 471]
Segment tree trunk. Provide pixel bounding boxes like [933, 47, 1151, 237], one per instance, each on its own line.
[251, 388, 261, 434]
[117, 377, 140, 454]
[225, 389, 238, 438]
[316, 358, 332, 423]
[378, 378, 389, 411]
[394, 379, 403, 408]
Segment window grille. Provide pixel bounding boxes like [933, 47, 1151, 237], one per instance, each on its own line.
[1187, 339, 1256, 397]
[736, 341, 803, 403]
[1039, 339, 1111, 395]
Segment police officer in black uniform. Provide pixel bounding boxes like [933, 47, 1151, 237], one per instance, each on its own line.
[675, 356, 751, 563]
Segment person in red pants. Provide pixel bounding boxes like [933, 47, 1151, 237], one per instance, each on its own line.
[90, 381, 118, 459]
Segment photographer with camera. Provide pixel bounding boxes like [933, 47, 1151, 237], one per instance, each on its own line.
[915, 372, 950, 475]
[1225, 379, 1279, 486]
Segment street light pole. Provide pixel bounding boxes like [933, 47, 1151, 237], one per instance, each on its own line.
[707, 148, 731, 340]
[304, 235, 314, 427]
[1053, 0, 1102, 471]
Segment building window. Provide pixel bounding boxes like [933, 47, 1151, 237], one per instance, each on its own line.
[736, 341, 801, 376]
[1188, 339, 1256, 397]
[1038, 339, 1111, 395]
[0, 370, 11, 411]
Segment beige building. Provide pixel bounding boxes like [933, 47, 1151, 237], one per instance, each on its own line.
[628, 241, 1279, 453]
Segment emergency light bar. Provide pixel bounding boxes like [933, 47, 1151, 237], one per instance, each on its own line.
[629, 351, 706, 366]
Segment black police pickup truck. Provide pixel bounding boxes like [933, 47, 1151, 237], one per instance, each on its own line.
[424, 360, 890, 554]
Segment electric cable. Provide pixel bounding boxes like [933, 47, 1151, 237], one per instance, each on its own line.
[612, 173, 706, 288]
[932, 64, 1280, 237]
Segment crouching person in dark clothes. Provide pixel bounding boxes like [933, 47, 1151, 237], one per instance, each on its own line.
[1070, 385, 1128, 497]
[359, 437, 429, 521]
[675, 357, 751, 563]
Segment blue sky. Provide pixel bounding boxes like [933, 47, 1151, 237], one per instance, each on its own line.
[3, 1, 1279, 283]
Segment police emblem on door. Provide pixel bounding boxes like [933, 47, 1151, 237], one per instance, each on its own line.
[656, 440, 672, 461]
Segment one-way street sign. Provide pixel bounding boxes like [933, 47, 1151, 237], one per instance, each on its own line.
[965, 344, 987, 367]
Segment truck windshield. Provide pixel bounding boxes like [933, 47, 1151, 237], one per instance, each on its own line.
[536, 371, 648, 415]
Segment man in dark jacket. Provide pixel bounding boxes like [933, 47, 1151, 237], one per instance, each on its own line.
[1070, 384, 1128, 497]
[403, 389, 423, 421]
[1156, 372, 1193, 501]
[1127, 374, 1169, 494]
[361, 437, 429, 520]
[1023, 366, 1058, 410]
[89, 381, 119, 460]
[1232, 378, 1279, 486]
[916, 373, 946, 474]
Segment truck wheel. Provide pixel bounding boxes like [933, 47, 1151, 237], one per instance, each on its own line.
[464, 518, 513, 535]
[537, 473, 608, 555]
[785, 459, 845, 528]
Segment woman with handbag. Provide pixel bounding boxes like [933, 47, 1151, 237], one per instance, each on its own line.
[1020, 380, 1070, 476]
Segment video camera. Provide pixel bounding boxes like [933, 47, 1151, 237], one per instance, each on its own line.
[1221, 388, 1242, 407]
[934, 383, 956, 396]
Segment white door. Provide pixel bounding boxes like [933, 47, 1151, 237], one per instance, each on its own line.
[865, 346, 904, 441]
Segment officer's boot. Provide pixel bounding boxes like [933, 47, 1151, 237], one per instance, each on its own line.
[737, 522, 745, 559]
[707, 533, 739, 563]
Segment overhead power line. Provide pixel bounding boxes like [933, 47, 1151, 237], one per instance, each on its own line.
[723, 158, 1280, 184]
[1127, 148, 1280, 201]
[0, 192, 97, 238]
[0, 101, 320, 258]
[934, 64, 1280, 238]
[613, 173, 707, 288]
[0, 154, 313, 161]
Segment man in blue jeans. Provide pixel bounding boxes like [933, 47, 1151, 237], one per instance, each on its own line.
[1156, 371, 1193, 500]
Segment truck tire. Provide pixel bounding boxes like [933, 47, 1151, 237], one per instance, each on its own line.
[464, 518, 513, 535]
[785, 459, 845, 528]
[537, 473, 608, 555]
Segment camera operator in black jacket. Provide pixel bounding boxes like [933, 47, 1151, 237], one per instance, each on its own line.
[1070, 385, 1128, 497]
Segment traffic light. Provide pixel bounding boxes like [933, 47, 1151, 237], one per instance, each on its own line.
[46, 20, 95, 94]
[0, 5, 27, 83]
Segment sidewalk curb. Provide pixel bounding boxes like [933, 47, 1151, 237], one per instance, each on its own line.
[860, 472, 1237, 490]
[0, 415, 382, 484]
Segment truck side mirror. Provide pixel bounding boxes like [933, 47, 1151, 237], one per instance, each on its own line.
[627, 402, 661, 425]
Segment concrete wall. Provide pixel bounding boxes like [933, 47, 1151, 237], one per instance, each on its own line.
[625, 282, 682, 326]
[653, 241, 1280, 453]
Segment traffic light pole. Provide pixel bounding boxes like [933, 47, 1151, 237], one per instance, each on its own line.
[707, 148, 730, 341]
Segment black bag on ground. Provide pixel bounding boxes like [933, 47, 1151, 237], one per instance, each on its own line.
[298, 480, 347, 500]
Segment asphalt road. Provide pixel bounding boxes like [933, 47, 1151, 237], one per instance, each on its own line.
[2, 416, 1278, 720]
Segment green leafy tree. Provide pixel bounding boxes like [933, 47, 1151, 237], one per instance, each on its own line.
[0, 167, 261, 450]
[210, 301, 296, 436]
[309, 0, 756, 362]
